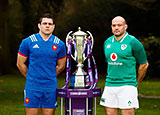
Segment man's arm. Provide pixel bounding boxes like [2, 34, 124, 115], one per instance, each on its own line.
[16, 54, 28, 78]
[137, 62, 149, 87]
[56, 57, 66, 76]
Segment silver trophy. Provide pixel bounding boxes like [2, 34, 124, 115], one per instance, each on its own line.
[66, 27, 94, 88]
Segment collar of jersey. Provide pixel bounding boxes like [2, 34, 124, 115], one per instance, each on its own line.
[37, 33, 54, 42]
[112, 32, 128, 43]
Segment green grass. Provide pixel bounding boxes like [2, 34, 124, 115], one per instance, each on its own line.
[138, 81, 160, 96]
[136, 98, 160, 115]
[0, 74, 160, 115]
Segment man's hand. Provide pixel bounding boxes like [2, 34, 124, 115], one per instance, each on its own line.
[17, 54, 28, 78]
[137, 62, 149, 87]
[56, 57, 66, 76]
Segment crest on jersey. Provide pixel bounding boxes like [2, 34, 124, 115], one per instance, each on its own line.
[25, 97, 29, 104]
[121, 44, 127, 50]
[110, 53, 117, 61]
[52, 45, 57, 51]
[107, 44, 111, 48]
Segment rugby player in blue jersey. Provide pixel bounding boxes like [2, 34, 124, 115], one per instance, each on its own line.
[100, 16, 149, 115]
[17, 13, 66, 115]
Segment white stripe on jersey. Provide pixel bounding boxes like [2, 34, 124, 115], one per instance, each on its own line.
[120, 33, 128, 43]
[112, 37, 114, 43]
[112, 33, 128, 43]
[54, 36, 60, 44]
[32, 34, 38, 41]
[30, 34, 38, 42]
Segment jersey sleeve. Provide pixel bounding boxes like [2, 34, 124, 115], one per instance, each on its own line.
[104, 37, 112, 62]
[130, 38, 148, 64]
[58, 41, 66, 59]
[18, 38, 29, 57]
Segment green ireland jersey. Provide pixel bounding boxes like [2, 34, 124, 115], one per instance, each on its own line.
[104, 32, 147, 87]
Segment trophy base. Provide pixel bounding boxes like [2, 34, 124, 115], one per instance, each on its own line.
[69, 86, 90, 89]
[70, 74, 88, 89]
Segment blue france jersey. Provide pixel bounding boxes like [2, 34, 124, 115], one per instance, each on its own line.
[18, 33, 66, 91]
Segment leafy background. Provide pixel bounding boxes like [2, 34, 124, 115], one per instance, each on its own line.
[0, 0, 160, 79]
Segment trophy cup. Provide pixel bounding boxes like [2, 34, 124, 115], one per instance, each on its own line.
[57, 27, 101, 115]
[63, 27, 98, 89]
[69, 27, 88, 88]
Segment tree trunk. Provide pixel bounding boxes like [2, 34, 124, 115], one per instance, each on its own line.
[0, 0, 11, 75]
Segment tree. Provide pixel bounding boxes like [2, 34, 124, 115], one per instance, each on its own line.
[141, 35, 160, 78]
[0, 0, 11, 74]
[1, 0, 160, 77]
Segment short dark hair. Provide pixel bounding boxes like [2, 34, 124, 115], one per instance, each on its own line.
[39, 13, 55, 24]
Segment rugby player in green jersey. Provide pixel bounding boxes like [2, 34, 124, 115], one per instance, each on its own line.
[100, 16, 149, 115]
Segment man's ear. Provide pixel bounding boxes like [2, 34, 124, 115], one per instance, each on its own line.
[38, 23, 40, 29]
[125, 24, 128, 30]
[53, 24, 55, 29]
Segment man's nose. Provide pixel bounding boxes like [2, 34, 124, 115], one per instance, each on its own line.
[46, 23, 50, 26]
[115, 25, 119, 29]
[45, 24, 50, 28]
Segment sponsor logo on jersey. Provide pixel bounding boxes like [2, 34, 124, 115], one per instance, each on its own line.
[25, 97, 29, 104]
[110, 53, 117, 61]
[109, 53, 123, 65]
[121, 44, 127, 50]
[52, 45, 57, 51]
[33, 44, 39, 48]
[108, 62, 123, 65]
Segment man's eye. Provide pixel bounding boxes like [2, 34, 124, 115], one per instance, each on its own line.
[42, 23, 47, 25]
[42, 22, 53, 25]
[48, 23, 53, 25]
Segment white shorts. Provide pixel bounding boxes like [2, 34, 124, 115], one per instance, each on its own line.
[100, 85, 139, 109]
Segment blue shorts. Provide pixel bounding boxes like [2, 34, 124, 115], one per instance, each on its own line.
[24, 89, 58, 108]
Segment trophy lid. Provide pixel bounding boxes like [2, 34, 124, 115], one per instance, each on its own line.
[73, 27, 87, 36]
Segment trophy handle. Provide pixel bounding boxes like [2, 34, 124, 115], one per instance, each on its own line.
[86, 31, 94, 50]
[71, 51, 77, 61]
[66, 31, 77, 61]
[83, 31, 94, 61]
[71, 38, 77, 61]
[66, 31, 73, 47]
